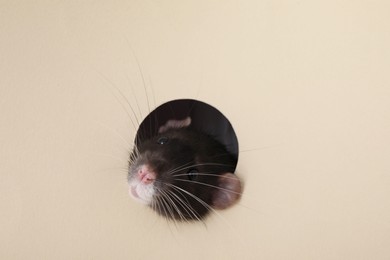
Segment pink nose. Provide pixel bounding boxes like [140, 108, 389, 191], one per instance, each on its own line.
[138, 167, 156, 184]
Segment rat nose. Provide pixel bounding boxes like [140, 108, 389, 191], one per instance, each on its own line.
[138, 166, 156, 184]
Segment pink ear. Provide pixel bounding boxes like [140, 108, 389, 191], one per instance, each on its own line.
[211, 173, 242, 210]
[158, 117, 191, 133]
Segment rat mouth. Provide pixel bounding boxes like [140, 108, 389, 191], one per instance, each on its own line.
[128, 182, 155, 205]
[130, 186, 140, 199]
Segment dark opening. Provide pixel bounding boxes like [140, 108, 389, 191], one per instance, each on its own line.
[135, 99, 239, 172]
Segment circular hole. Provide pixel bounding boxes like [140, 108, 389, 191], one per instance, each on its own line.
[135, 99, 239, 172]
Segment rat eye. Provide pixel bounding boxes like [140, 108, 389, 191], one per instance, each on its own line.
[157, 136, 169, 145]
[187, 169, 198, 181]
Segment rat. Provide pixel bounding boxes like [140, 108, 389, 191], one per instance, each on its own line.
[127, 117, 242, 221]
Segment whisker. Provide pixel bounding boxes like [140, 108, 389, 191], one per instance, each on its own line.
[156, 194, 175, 224]
[159, 189, 183, 222]
[167, 184, 245, 248]
[166, 183, 233, 226]
[147, 75, 157, 112]
[167, 183, 214, 212]
[173, 178, 243, 196]
[154, 195, 175, 232]
[92, 152, 128, 164]
[167, 162, 235, 176]
[239, 143, 285, 153]
[172, 172, 240, 180]
[164, 193, 181, 228]
[165, 189, 203, 223]
[168, 174, 263, 215]
[125, 74, 143, 123]
[94, 120, 134, 151]
[111, 76, 141, 127]
[94, 70, 138, 131]
[129, 45, 153, 139]
[97, 166, 129, 173]
[166, 161, 195, 176]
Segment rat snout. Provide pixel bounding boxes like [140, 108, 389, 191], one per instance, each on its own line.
[128, 164, 157, 204]
[137, 165, 156, 184]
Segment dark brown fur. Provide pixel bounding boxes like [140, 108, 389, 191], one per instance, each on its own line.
[128, 126, 240, 221]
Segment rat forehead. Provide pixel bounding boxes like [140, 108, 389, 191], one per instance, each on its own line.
[137, 129, 193, 149]
[154, 128, 194, 140]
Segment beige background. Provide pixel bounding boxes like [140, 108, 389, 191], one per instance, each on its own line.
[1, 1, 389, 259]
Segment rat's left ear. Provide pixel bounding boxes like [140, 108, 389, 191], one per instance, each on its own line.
[159, 117, 191, 133]
[211, 173, 242, 210]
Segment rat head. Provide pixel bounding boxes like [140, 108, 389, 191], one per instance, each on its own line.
[127, 117, 242, 221]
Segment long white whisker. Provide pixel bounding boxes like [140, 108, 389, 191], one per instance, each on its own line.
[159, 189, 181, 221]
[160, 189, 187, 223]
[166, 161, 195, 176]
[98, 166, 128, 173]
[168, 162, 235, 176]
[93, 152, 128, 164]
[172, 172, 239, 180]
[94, 120, 133, 151]
[94, 70, 138, 131]
[173, 178, 243, 196]
[166, 183, 232, 226]
[156, 193, 175, 225]
[147, 75, 157, 112]
[164, 192, 181, 228]
[239, 143, 285, 153]
[111, 75, 141, 127]
[165, 189, 203, 223]
[167, 183, 245, 247]
[155, 195, 176, 232]
[125, 74, 143, 123]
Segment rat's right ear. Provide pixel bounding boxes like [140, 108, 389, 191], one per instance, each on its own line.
[158, 117, 191, 133]
[210, 173, 242, 210]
